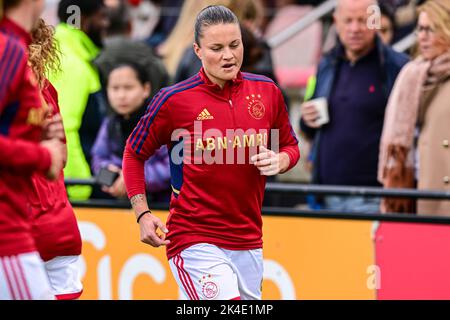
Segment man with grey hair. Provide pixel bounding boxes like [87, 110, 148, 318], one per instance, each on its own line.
[300, 0, 408, 213]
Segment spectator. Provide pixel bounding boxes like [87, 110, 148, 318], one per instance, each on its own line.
[378, 0, 450, 215]
[158, 0, 230, 78]
[28, 18, 83, 299]
[104, 0, 132, 43]
[393, 0, 423, 42]
[145, 0, 183, 48]
[91, 62, 171, 202]
[240, 24, 277, 80]
[228, 0, 276, 81]
[323, 2, 397, 57]
[95, 1, 169, 99]
[0, 0, 64, 300]
[48, 0, 109, 200]
[300, 0, 408, 213]
[378, 1, 396, 45]
[228, 0, 265, 37]
[128, 0, 161, 41]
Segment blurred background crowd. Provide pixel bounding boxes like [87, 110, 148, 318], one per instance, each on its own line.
[37, 0, 450, 216]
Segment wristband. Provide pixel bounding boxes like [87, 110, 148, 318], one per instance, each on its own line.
[136, 210, 151, 223]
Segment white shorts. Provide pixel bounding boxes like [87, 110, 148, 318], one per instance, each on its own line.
[0, 252, 54, 300]
[44, 255, 83, 300]
[169, 243, 263, 300]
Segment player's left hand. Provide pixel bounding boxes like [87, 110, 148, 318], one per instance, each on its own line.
[251, 146, 290, 176]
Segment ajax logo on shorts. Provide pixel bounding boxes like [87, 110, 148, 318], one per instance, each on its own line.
[199, 274, 219, 299]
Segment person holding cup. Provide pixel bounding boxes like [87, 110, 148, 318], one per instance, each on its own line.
[300, 0, 408, 213]
[378, 0, 450, 216]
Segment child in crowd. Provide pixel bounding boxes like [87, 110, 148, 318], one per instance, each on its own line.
[91, 62, 171, 202]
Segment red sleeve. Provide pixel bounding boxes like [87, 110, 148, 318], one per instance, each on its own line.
[0, 135, 51, 174]
[123, 147, 146, 198]
[43, 80, 60, 114]
[272, 87, 300, 171]
[0, 37, 51, 173]
[42, 80, 67, 144]
[123, 90, 174, 198]
[0, 37, 27, 112]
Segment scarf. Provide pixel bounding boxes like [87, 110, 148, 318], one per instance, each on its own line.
[377, 50, 450, 212]
[377, 57, 430, 184]
[418, 51, 450, 125]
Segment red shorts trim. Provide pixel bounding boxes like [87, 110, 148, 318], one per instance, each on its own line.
[55, 290, 83, 300]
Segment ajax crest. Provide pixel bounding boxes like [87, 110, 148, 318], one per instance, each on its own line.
[247, 94, 265, 120]
[199, 274, 219, 299]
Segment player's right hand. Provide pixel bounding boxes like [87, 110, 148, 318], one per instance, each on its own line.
[139, 213, 170, 247]
[301, 101, 321, 128]
[41, 138, 65, 180]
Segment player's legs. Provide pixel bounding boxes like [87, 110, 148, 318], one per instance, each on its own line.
[44, 255, 83, 300]
[225, 248, 263, 300]
[0, 252, 54, 300]
[169, 243, 241, 300]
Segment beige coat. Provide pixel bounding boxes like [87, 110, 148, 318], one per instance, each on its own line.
[417, 78, 450, 216]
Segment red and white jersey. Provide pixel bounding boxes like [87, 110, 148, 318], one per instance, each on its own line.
[124, 69, 300, 259]
[29, 81, 82, 261]
[0, 18, 51, 256]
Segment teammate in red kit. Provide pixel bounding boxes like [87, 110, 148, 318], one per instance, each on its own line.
[27, 18, 83, 300]
[123, 5, 300, 300]
[0, 0, 64, 299]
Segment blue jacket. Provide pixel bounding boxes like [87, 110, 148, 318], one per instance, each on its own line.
[300, 37, 409, 184]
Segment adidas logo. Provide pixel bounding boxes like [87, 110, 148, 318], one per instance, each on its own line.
[196, 108, 214, 121]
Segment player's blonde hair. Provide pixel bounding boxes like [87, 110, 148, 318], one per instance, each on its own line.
[28, 18, 61, 88]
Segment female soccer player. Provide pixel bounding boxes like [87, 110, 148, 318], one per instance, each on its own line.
[123, 5, 299, 300]
[28, 18, 83, 300]
[0, 0, 64, 300]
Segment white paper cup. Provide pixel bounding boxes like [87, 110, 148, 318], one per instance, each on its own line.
[310, 97, 329, 126]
